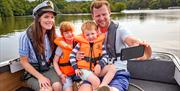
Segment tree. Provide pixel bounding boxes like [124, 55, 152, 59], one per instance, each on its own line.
[149, 0, 160, 9]
[113, 2, 127, 12]
[176, 0, 180, 6]
[159, 0, 171, 8]
[0, 0, 13, 17]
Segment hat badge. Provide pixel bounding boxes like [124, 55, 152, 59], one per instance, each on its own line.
[46, 1, 53, 8]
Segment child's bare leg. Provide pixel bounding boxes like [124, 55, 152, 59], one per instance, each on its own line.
[87, 73, 100, 90]
[64, 87, 73, 91]
[99, 64, 116, 87]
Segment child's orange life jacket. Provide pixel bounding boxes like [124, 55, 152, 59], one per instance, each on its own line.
[74, 34, 105, 71]
[54, 37, 75, 76]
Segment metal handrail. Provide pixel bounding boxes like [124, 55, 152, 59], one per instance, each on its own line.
[0, 58, 19, 67]
[152, 51, 180, 71]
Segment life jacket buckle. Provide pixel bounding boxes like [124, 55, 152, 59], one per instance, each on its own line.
[109, 57, 116, 64]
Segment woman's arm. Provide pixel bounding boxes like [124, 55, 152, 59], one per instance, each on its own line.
[20, 56, 44, 79]
[20, 56, 51, 88]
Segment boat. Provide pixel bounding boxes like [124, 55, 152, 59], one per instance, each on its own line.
[0, 51, 180, 91]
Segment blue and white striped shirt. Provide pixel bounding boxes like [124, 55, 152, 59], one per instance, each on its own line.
[19, 31, 51, 63]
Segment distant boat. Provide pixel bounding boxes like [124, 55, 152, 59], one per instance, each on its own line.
[168, 6, 180, 9]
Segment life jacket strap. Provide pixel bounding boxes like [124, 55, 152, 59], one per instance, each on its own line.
[108, 56, 121, 64]
[59, 62, 71, 66]
[82, 56, 100, 63]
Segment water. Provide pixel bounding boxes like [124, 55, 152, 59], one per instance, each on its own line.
[0, 9, 180, 63]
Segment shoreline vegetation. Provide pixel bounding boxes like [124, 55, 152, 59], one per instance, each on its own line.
[0, 0, 180, 17]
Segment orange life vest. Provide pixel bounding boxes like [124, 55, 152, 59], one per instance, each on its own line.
[54, 37, 75, 76]
[74, 34, 105, 70]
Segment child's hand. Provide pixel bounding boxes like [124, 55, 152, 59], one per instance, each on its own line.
[60, 74, 66, 84]
[75, 69, 83, 76]
[94, 64, 101, 76]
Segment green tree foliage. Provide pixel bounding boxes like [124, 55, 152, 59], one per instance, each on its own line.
[0, 0, 13, 17]
[126, 0, 180, 9]
[148, 0, 160, 9]
[159, 0, 171, 9]
[113, 2, 127, 12]
[177, 0, 180, 6]
[0, 0, 179, 17]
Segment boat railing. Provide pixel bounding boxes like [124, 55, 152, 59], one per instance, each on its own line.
[152, 51, 180, 71]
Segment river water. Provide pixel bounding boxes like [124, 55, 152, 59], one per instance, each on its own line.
[0, 9, 180, 63]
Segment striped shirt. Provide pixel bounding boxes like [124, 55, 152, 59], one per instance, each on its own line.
[19, 31, 51, 63]
[70, 43, 108, 70]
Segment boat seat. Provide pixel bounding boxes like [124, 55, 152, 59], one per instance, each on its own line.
[129, 79, 180, 91]
[127, 58, 180, 91]
[128, 59, 176, 84]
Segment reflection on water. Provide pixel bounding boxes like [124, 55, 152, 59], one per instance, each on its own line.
[0, 9, 180, 62]
[0, 16, 32, 37]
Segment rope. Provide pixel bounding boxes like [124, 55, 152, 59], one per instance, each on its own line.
[129, 83, 144, 91]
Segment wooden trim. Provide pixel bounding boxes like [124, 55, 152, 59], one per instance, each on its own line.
[0, 70, 26, 91]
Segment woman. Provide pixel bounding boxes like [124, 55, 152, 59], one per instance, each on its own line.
[19, 1, 62, 91]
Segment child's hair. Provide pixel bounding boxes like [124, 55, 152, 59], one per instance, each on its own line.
[60, 21, 75, 33]
[81, 20, 98, 33]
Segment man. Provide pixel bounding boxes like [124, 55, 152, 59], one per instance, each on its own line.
[78, 0, 152, 91]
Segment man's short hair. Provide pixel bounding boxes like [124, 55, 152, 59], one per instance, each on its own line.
[90, 0, 110, 14]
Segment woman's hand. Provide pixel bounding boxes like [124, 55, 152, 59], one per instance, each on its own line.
[38, 75, 51, 89]
[75, 69, 83, 77]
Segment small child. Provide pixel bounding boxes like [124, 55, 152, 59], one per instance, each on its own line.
[70, 20, 114, 90]
[53, 21, 76, 91]
[72, 21, 117, 91]
[70, 20, 103, 90]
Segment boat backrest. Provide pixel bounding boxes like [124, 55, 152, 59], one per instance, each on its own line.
[128, 59, 177, 84]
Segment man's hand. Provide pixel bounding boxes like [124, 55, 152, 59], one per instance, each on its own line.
[137, 41, 152, 60]
[76, 51, 85, 60]
[125, 36, 152, 60]
[75, 69, 83, 77]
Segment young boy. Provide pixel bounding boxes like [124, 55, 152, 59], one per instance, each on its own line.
[53, 21, 76, 91]
[70, 20, 117, 90]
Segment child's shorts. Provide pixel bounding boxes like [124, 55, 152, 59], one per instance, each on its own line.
[80, 69, 93, 80]
[63, 76, 73, 90]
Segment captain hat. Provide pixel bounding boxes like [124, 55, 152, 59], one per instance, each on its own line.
[32, 0, 57, 17]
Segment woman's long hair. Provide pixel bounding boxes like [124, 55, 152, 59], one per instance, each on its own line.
[30, 14, 56, 55]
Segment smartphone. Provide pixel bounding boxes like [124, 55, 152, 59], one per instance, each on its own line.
[120, 45, 145, 60]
